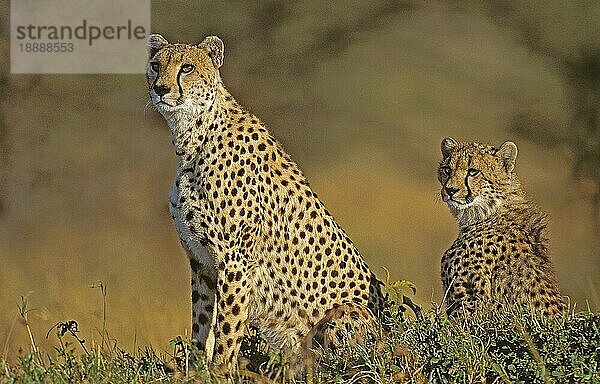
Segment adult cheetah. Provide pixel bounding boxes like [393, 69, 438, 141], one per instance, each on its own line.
[146, 34, 386, 370]
[438, 137, 567, 317]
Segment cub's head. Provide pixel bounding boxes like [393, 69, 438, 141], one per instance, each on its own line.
[438, 137, 519, 226]
[146, 34, 224, 116]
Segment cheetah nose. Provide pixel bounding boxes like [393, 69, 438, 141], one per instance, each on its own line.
[445, 186, 459, 197]
[153, 84, 171, 97]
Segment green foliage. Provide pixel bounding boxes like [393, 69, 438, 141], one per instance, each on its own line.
[318, 306, 600, 384]
[381, 267, 422, 321]
[3, 305, 598, 383]
[2, 347, 175, 383]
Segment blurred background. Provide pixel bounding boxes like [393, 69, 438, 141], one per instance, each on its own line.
[1, 1, 599, 357]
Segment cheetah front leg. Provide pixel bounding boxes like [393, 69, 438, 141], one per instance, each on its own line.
[191, 263, 217, 356]
[183, 243, 217, 358]
[212, 251, 251, 372]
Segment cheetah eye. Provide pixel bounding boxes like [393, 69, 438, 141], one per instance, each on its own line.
[440, 166, 451, 176]
[150, 62, 159, 72]
[181, 64, 195, 74]
[468, 168, 480, 177]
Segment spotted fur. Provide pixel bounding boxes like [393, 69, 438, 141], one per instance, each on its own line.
[146, 34, 386, 371]
[438, 137, 567, 317]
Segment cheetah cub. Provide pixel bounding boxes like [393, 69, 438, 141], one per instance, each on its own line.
[146, 34, 386, 371]
[438, 137, 566, 317]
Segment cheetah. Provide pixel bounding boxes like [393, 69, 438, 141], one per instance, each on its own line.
[145, 34, 387, 371]
[437, 137, 567, 317]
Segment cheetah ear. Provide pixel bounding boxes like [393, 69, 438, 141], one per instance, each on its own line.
[441, 137, 457, 158]
[147, 33, 169, 59]
[498, 141, 518, 173]
[199, 36, 224, 68]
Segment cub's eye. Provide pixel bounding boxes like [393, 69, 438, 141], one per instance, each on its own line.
[150, 62, 159, 72]
[181, 64, 195, 74]
[440, 166, 451, 176]
[468, 168, 480, 177]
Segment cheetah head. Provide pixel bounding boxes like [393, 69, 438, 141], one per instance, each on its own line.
[146, 34, 224, 118]
[438, 137, 518, 226]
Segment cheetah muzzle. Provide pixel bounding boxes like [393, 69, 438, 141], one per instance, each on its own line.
[146, 34, 387, 372]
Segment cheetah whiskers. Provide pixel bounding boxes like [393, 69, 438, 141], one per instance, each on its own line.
[143, 100, 157, 116]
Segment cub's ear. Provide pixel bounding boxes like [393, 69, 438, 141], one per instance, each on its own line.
[147, 34, 169, 59]
[199, 36, 224, 68]
[498, 141, 518, 173]
[441, 137, 457, 158]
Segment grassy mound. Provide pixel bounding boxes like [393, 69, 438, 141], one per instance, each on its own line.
[2, 305, 598, 383]
[319, 306, 599, 383]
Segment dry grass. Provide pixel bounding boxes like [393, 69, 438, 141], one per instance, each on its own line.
[1, 0, 599, 360]
[2, 295, 598, 383]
